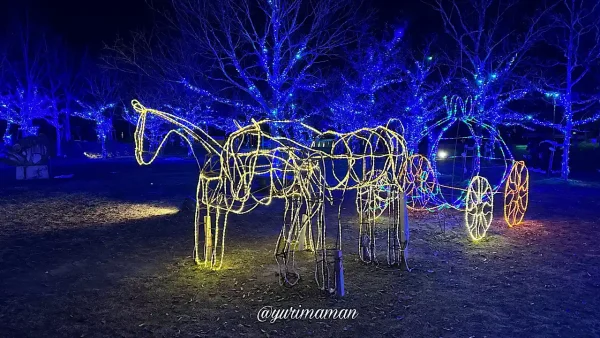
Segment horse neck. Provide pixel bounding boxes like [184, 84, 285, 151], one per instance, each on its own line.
[134, 110, 223, 166]
[156, 109, 223, 155]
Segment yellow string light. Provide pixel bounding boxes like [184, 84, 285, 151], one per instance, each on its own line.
[503, 160, 529, 227]
[465, 176, 494, 240]
[131, 99, 532, 284]
[131, 100, 410, 291]
[402, 153, 530, 240]
[402, 154, 439, 211]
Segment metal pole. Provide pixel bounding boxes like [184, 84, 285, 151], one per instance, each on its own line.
[334, 250, 345, 297]
[399, 192, 411, 271]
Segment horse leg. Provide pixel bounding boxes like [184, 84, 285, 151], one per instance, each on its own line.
[358, 187, 377, 264]
[203, 207, 214, 267]
[193, 178, 204, 265]
[313, 178, 332, 292]
[193, 204, 206, 266]
[285, 196, 302, 284]
[368, 212, 377, 264]
[388, 187, 401, 266]
[211, 210, 231, 270]
[276, 197, 301, 286]
[204, 209, 223, 270]
[357, 189, 368, 262]
[300, 176, 319, 253]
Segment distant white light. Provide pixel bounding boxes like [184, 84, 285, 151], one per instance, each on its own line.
[438, 150, 448, 159]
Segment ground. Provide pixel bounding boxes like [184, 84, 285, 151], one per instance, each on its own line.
[1, 159, 600, 337]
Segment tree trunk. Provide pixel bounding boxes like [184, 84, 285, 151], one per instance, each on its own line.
[271, 123, 283, 175]
[55, 125, 62, 157]
[64, 113, 72, 142]
[3, 123, 12, 144]
[563, 23, 574, 181]
[98, 128, 108, 158]
[101, 136, 108, 158]
[561, 120, 572, 180]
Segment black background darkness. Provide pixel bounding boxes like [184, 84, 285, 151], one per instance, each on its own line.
[0, 0, 441, 56]
[3, 0, 590, 144]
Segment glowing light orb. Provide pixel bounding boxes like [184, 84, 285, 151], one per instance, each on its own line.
[437, 150, 448, 159]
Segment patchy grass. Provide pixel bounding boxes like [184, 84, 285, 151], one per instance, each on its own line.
[1, 165, 600, 337]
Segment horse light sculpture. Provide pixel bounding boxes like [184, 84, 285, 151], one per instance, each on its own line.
[131, 100, 410, 295]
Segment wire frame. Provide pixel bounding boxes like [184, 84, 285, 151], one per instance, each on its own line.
[465, 176, 494, 240]
[131, 99, 411, 292]
[402, 154, 440, 211]
[504, 161, 529, 227]
[424, 97, 514, 209]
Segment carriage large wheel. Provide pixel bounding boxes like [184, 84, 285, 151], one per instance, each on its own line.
[504, 161, 529, 227]
[403, 154, 438, 210]
[465, 176, 494, 240]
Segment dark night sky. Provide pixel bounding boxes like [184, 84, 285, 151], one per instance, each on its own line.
[0, 0, 154, 54]
[0, 0, 440, 56]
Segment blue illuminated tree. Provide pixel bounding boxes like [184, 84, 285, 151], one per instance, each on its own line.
[106, 0, 365, 138]
[0, 55, 7, 144]
[0, 87, 48, 142]
[328, 30, 452, 153]
[327, 27, 406, 132]
[41, 36, 84, 157]
[73, 71, 120, 158]
[123, 84, 215, 152]
[391, 40, 453, 153]
[0, 19, 50, 143]
[526, 0, 600, 180]
[429, 0, 555, 126]
[0, 21, 83, 156]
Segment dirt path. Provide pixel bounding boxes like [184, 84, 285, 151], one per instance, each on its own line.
[1, 166, 599, 337]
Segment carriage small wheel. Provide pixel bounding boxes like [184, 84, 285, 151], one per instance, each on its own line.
[504, 161, 529, 227]
[465, 176, 494, 240]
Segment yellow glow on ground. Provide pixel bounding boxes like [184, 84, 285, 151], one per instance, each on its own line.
[0, 194, 179, 237]
[123, 204, 180, 219]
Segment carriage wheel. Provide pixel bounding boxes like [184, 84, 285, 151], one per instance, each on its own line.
[465, 176, 493, 240]
[403, 154, 438, 210]
[504, 161, 529, 227]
